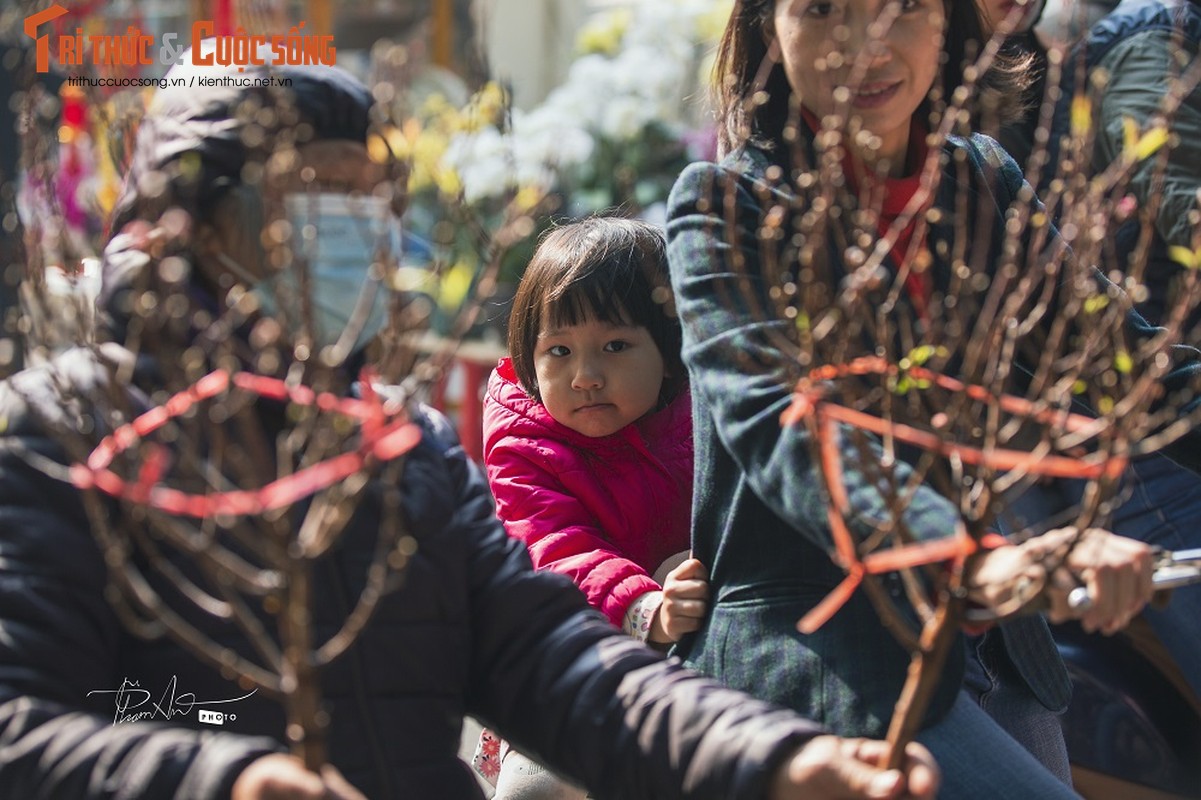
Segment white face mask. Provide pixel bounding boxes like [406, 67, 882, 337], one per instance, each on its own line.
[222, 192, 402, 355]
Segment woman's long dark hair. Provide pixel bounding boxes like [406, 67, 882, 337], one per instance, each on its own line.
[711, 0, 1031, 156]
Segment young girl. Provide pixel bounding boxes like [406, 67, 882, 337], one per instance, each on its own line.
[664, 0, 1185, 797]
[475, 217, 709, 798]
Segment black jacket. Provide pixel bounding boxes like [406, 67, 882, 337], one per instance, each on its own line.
[0, 344, 822, 798]
[0, 51, 825, 799]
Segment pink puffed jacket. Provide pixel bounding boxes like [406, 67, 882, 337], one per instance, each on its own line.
[483, 358, 693, 626]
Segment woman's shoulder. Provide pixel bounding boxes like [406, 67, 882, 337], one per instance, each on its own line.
[668, 144, 793, 218]
[675, 144, 777, 184]
[940, 132, 1029, 208]
[945, 132, 1023, 174]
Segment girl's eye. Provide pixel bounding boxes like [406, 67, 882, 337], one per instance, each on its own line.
[604, 341, 629, 353]
[805, 1, 836, 17]
[547, 345, 570, 357]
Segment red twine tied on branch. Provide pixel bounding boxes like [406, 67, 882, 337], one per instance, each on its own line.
[783, 356, 1128, 634]
[70, 369, 421, 518]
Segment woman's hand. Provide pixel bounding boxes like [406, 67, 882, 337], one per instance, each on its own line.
[648, 558, 710, 643]
[967, 527, 1155, 634]
[769, 736, 940, 799]
[232, 754, 366, 800]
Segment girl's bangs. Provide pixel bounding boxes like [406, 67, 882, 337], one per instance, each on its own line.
[543, 278, 634, 331]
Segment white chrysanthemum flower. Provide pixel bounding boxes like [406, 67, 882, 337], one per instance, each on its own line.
[600, 95, 658, 141]
[512, 107, 596, 184]
[443, 128, 515, 204]
[432, 0, 728, 206]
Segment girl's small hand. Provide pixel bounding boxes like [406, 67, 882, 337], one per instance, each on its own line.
[649, 558, 710, 643]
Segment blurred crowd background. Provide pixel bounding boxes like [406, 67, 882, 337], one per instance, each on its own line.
[0, 0, 1117, 377]
[0, 0, 735, 372]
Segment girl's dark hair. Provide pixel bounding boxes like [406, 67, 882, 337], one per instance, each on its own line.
[711, 0, 1032, 156]
[507, 217, 684, 403]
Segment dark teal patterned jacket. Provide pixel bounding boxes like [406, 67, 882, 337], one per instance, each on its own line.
[665, 131, 1201, 738]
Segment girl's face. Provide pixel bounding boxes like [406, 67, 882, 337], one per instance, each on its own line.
[534, 313, 667, 438]
[771, 0, 946, 170]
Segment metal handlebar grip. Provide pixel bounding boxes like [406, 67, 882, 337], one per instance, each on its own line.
[1067, 586, 1093, 611]
[1064, 559, 1201, 613]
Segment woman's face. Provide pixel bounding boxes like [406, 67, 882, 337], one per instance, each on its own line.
[770, 0, 946, 169]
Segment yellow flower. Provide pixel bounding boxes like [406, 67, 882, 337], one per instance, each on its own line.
[576, 9, 631, 56]
[1169, 245, 1201, 270]
[899, 344, 947, 370]
[1070, 95, 1092, 140]
[696, 0, 735, 43]
[1121, 115, 1169, 162]
[1114, 351, 1133, 374]
[408, 128, 453, 195]
[92, 112, 121, 216]
[367, 125, 410, 164]
[471, 82, 509, 128]
[420, 93, 455, 120]
[512, 185, 547, 215]
[435, 259, 477, 313]
[433, 166, 463, 199]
